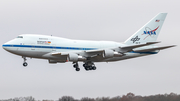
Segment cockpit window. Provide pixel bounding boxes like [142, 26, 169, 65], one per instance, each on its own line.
[17, 36, 23, 38]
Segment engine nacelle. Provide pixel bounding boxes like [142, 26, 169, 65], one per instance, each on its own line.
[103, 50, 123, 58]
[103, 50, 114, 58]
[68, 53, 86, 62]
[68, 53, 78, 62]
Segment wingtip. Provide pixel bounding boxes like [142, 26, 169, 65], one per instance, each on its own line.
[171, 45, 177, 47]
[164, 45, 177, 49]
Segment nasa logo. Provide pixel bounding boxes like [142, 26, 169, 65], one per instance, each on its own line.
[131, 36, 140, 43]
[142, 26, 159, 40]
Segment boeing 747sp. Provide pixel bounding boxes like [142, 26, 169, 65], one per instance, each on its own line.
[2, 13, 175, 71]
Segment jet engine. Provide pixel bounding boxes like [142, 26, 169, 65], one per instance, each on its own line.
[103, 50, 123, 58]
[68, 53, 86, 62]
[103, 50, 114, 58]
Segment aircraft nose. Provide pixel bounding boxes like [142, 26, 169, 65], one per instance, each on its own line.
[2, 43, 8, 51]
[2, 39, 14, 50]
[2, 39, 19, 53]
[2, 40, 13, 51]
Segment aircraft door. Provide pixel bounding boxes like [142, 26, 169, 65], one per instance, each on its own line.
[31, 44, 35, 50]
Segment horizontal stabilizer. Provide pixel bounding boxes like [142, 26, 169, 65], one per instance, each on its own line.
[134, 45, 176, 52]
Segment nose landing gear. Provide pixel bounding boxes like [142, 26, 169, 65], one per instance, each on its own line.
[23, 62, 28, 67]
[22, 57, 28, 67]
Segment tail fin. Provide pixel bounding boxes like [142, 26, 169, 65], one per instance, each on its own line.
[124, 13, 167, 45]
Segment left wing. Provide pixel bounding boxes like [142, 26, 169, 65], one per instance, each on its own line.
[115, 41, 160, 53]
[49, 42, 175, 61]
[133, 45, 176, 52]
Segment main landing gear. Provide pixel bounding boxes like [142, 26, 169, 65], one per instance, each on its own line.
[22, 57, 28, 67]
[72, 62, 96, 71]
[73, 62, 80, 71]
[83, 62, 96, 71]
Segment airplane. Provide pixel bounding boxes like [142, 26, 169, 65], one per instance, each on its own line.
[2, 13, 176, 71]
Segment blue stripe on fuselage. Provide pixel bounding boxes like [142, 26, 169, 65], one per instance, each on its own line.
[2, 44, 158, 54]
[2, 44, 96, 50]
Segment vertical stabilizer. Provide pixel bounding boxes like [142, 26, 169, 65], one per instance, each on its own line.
[124, 13, 167, 45]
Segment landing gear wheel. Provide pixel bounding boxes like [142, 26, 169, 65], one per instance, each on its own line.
[73, 62, 80, 71]
[92, 66, 96, 70]
[22, 57, 28, 67]
[85, 67, 89, 71]
[89, 66, 93, 70]
[73, 64, 76, 68]
[23, 62, 28, 67]
[76, 68, 80, 71]
[83, 62, 97, 71]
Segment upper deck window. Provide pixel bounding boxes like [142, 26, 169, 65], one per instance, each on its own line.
[17, 36, 23, 38]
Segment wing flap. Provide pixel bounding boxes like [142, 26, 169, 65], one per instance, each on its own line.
[83, 49, 104, 57]
[51, 52, 69, 56]
[85, 49, 104, 53]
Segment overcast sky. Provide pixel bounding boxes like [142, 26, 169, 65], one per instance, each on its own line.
[0, 0, 180, 100]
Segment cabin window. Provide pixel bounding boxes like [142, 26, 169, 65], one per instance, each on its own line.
[17, 36, 23, 38]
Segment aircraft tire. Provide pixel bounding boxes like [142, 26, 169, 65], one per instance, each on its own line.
[92, 66, 96, 70]
[23, 62, 28, 67]
[76, 68, 80, 71]
[73, 64, 76, 68]
[89, 66, 93, 70]
[85, 66, 89, 71]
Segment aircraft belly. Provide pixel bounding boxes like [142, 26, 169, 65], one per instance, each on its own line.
[4, 47, 49, 58]
[4, 47, 74, 61]
[16, 50, 47, 58]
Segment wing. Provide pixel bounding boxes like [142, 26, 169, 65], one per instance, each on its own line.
[48, 42, 175, 62]
[115, 41, 160, 53]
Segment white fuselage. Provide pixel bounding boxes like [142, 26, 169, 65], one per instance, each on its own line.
[2, 34, 154, 63]
[2, 13, 174, 71]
